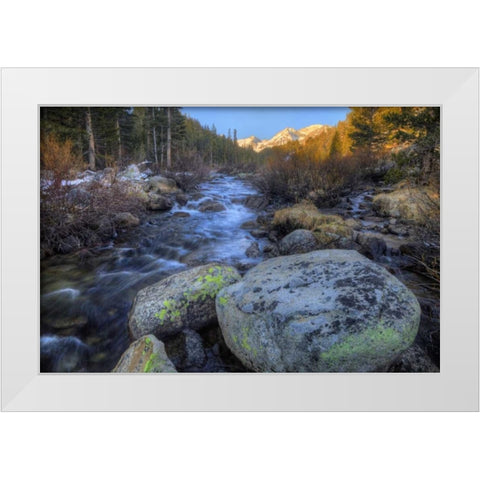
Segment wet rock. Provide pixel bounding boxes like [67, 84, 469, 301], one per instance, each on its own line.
[190, 192, 205, 201]
[387, 344, 439, 372]
[355, 232, 387, 257]
[243, 195, 269, 210]
[251, 229, 268, 239]
[112, 335, 176, 373]
[198, 200, 226, 212]
[278, 229, 318, 255]
[268, 230, 279, 243]
[114, 212, 140, 228]
[387, 224, 409, 237]
[128, 263, 241, 340]
[263, 243, 279, 258]
[165, 329, 207, 371]
[240, 220, 258, 230]
[246, 241, 261, 258]
[147, 193, 173, 211]
[172, 211, 191, 219]
[216, 250, 420, 372]
[175, 193, 189, 206]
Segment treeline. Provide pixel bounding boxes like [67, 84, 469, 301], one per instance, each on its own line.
[257, 107, 440, 203]
[40, 107, 262, 175]
[40, 106, 440, 188]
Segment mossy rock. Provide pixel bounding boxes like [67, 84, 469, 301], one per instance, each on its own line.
[216, 250, 420, 372]
[128, 263, 241, 340]
[112, 335, 176, 373]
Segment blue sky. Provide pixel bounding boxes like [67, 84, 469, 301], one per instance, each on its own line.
[182, 107, 350, 140]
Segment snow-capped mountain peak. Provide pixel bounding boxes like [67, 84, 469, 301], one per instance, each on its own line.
[238, 124, 330, 152]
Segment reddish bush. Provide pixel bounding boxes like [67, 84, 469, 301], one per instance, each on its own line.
[41, 134, 83, 187]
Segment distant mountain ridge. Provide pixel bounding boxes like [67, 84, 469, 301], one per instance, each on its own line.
[237, 124, 331, 152]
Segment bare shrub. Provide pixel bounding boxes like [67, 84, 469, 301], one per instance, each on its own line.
[41, 180, 145, 257]
[158, 151, 211, 191]
[255, 149, 380, 204]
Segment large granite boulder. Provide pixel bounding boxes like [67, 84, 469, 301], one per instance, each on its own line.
[216, 250, 420, 372]
[129, 263, 241, 340]
[112, 335, 177, 373]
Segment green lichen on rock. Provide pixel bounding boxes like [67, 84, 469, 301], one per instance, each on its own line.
[154, 299, 182, 325]
[218, 296, 228, 306]
[112, 334, 176, 373]
[319, 320, 418, 371]
[143, 353, 166, 372]
[129, 263, 241, 339]
[240, 325, 257, 357]
[154, 266, 233, 325]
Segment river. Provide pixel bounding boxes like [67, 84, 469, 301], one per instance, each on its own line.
[40, 175, 266, 372]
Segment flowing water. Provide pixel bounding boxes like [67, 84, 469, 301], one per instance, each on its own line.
[40, 175, 266, 372]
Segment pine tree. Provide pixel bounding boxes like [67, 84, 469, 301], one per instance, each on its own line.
[348, 107, 383, 151]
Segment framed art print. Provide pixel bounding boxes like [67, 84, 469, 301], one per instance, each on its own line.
[1, 68, 478, 411]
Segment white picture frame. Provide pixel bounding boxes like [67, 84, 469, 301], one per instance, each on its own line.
[1, 68, 478, 411]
